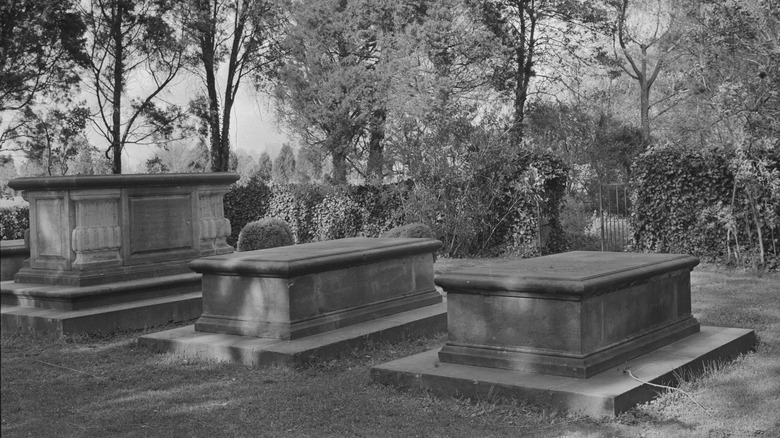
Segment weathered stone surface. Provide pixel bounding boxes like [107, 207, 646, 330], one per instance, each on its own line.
[0, 240, 28, 281]
[2, 173, 237, 337]
[138, 302, 447, 366]
[436, 251, 701, 378]
[191, 237, 442, 339]
[9, 173, 238, 286]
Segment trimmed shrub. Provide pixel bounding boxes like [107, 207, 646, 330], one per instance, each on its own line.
[381, 223, 435, 239]
[0, 205, 29, 240]
[237, 218, 294, 252]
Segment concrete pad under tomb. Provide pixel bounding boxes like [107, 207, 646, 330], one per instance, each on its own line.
[138, 238, 447, 365]
[1, 173, 238, 337]
[371, 251, 757, 417]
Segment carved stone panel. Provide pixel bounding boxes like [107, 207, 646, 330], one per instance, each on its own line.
[128, 194, 195, 256]
[36, 198, 64, 257]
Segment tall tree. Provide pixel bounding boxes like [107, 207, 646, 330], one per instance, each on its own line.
[180, 0, 285, 172]
[83, 0, 185, 173]
[256, 151, 273, 182]
[612, 0, 683, 145]
[275, 0, 432, 184]
[272, 143, 295, 183]
[0, 0, 88, 146]
[471, 0, 610, 146]
[13, 91, 91, 176]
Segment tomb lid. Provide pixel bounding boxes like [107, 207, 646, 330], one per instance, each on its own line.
[8, 173, 239, 191]
[190, 237, 442, 277]
[435, 251, 699, 297]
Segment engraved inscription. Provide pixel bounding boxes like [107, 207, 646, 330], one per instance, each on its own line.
[129, 195, 193, 253]
[76, 199, 118, 227]
[37, 199, 63, 257]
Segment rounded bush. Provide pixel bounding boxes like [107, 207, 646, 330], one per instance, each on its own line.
[380, 223, 435, 239]
[237, 218, 294, 252]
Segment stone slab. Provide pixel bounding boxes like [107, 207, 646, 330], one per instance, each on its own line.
[371, 326, 756, 418]
[191, 238, 442, 339]
[436, 251, 701, 378]
[138, 302, 447, 366]
[1, 273, 201, 310]
[1, 291, 202, 338]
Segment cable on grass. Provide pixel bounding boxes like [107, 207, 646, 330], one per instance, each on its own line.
[624, 368, 713, 418]
[33, 359, 101, 379]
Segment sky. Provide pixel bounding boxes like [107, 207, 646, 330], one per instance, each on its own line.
[1, 66, 290, 174]
[122, 74, 290, 171]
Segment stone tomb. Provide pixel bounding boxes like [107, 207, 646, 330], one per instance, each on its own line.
[1, 173, 238, 337]
[138, 238, 447, 365]
[372, 251, 756, 417]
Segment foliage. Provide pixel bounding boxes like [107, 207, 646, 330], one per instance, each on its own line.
[472, 0, 611, 145]
[236, 217, 294, 251]
[312, 183, 409, 241]
[13, 97, 91, 176]
[82, 0, 186, 173]
[0, 205, 29, 240]
[0, 0, 88, 114]
[268, 182, 325, 244]
[145, 141, 209, 175]
[180, 0, 285, 172]
[0, 155, 18, 196]
[274, 0, 433, 183]
[272, 144, 296, 183]
[223, 177, 273, 247]
[398, 112, 568, 257]
[631, 144, 779, 269]
[256, 152, 273, 182]
[381, 223, 435, 239]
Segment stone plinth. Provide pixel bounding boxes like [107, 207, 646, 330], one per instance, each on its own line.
[371, 251, 757, 417]
[191, 237, 443, 339]
[8, 173, 237, 287]
[1, 240, 29, 281]
[436, 251, 701, 378]
[2, 173, 238, 337]
[138, 237, 448, 365]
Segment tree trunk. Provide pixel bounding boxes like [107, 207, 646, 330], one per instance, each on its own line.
[331, 145, 348, 185]
[111, 2, 124, 174]
[366, 108, 386, 183]
[201, 29, 223, 172]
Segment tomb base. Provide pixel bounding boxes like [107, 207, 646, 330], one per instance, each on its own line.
[371, 326, 756, 417]
[0, 274, 202, 338]
[138, 302, 446, 366]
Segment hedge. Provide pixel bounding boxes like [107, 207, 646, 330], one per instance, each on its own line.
[0, 205, 29, 240]
[631, 144, 779, 269]
[223, 177, 272, 247]
[223, 153, 567, 258]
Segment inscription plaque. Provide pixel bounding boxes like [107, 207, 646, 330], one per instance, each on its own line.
[129, 195, 193, 254]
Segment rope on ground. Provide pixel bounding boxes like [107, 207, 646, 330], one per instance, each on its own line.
[624, 368, 713, 418]
[33, 359, 100, 379]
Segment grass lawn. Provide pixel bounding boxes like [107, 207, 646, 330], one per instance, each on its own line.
[2, 259, 779, 437]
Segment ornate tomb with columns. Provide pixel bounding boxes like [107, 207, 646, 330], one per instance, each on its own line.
[138, 237, 447, 365]
[372, 251, 756, 417]
[1, 173, 238, 337]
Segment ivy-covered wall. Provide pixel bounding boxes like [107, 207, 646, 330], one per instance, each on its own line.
[0, 206, 29, 240]
[631, 144, 779, 269]
[223, 152, 568, 258]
